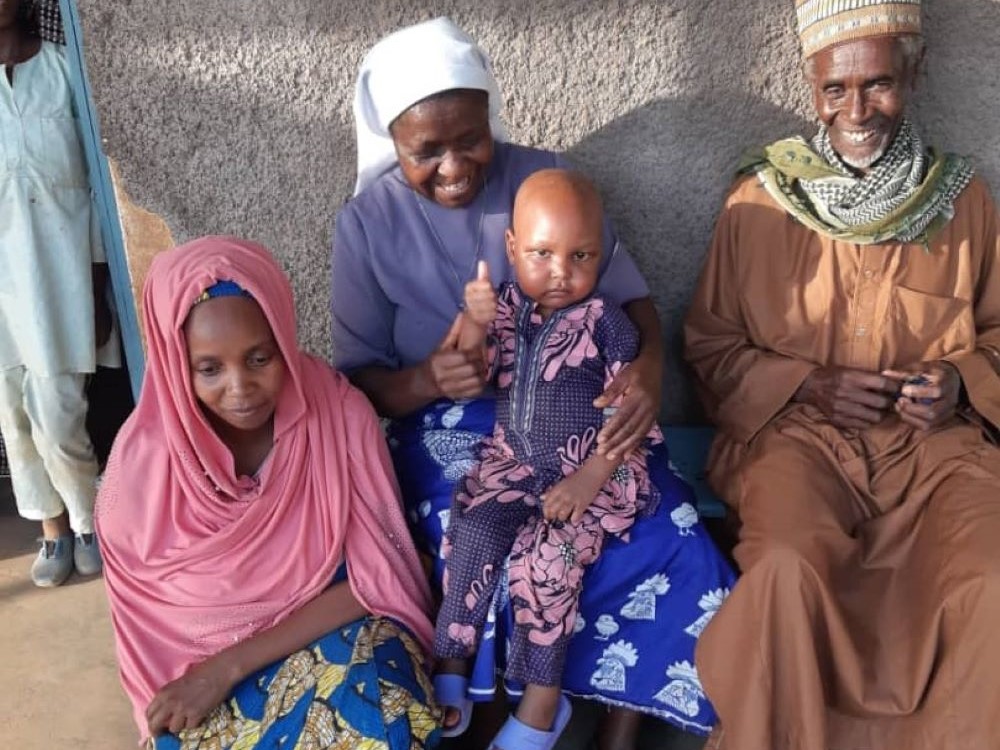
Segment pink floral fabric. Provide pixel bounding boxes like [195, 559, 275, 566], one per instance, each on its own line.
[434, 284, 662, 686]
[508, 512, 603, 647]
[538, 301, 603, 381]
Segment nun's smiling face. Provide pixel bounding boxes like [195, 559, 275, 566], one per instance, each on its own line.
[390, 89, 493, 208]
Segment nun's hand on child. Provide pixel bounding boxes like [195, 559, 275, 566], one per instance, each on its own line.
[146, 653, 237, 736]
[594, 352, 662, 461]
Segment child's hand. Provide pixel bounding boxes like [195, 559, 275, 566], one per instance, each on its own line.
[542, 471, 604, 524]
[464, 261, 497, 327]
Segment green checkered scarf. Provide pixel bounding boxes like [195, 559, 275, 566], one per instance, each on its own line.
[739, 119, 974, 246]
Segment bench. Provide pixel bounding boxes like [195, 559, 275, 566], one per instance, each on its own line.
[662, 426, 727, 519]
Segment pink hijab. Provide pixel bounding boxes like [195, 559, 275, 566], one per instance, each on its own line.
[96, 236, 433, 739]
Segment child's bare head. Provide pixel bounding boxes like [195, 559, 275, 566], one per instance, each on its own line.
[511, 169, 605, 240]
[505, 169, 605, 317]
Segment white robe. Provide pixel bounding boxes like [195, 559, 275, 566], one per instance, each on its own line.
[0, 41, 117, 376]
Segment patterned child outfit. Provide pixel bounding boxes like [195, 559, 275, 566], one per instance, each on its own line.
[436, 284, 660, 686]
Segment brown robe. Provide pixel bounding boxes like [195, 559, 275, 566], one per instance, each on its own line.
[684, 173, 1000, 750]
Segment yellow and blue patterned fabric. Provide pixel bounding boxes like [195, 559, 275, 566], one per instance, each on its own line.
[153, 616, 441, 750]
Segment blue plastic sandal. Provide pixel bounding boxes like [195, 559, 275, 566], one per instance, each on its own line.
[491, 693, 573, 750]
[433, 673, 473, 738]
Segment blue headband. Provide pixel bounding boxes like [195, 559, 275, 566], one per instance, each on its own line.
[195, 279, 253, 305]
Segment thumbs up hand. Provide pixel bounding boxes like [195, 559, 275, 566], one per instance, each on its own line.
[464, 260, 497, 327]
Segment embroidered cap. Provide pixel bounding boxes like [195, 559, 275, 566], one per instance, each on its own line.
[795, 0, 922, 59]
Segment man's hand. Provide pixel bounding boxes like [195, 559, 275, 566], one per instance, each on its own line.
[421, 313, 487, 401]
[594, 354, 661, 461]
[793, 365, 899, 429]
[146, 655, 237, 736]
[883, 361, 963, 431]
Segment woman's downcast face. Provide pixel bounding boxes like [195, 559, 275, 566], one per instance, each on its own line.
[184, 296, 286, 436]
[390, 89, 493, 208]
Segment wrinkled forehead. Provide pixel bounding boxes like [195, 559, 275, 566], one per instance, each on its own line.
[389, 88, 490, 133]
[809, 34, 906, 77]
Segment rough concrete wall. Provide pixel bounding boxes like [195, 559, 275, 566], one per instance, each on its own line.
[79, 0, 1000, 422]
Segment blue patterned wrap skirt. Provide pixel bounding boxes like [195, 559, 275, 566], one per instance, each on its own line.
[388, 398, 737, 735]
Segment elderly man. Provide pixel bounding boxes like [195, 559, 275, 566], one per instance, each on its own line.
[684, 1, 1000, 749]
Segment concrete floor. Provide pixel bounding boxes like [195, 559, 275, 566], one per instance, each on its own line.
[0, 481, 706, 749]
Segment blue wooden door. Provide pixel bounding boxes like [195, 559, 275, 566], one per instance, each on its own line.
[58, 0, 144, 399]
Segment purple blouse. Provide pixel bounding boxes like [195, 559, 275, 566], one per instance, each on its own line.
[331, 141, 649, 372]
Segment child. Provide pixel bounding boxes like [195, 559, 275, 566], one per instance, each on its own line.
[435, 169, 667, 749]
[0, 0, 114, 587]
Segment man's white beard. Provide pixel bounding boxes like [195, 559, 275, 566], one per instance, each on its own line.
[839, 135, 892, 171]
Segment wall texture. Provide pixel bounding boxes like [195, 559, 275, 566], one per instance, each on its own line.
[79, 0, 1000, 422]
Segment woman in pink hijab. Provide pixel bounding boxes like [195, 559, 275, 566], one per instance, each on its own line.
[96, 236, 441, 749]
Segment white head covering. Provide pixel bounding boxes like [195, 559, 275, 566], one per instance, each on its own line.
[352, 17, 509, 196]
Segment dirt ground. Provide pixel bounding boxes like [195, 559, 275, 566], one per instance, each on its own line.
[0, 485, 136, 749]
[0, 479, 706, 750]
